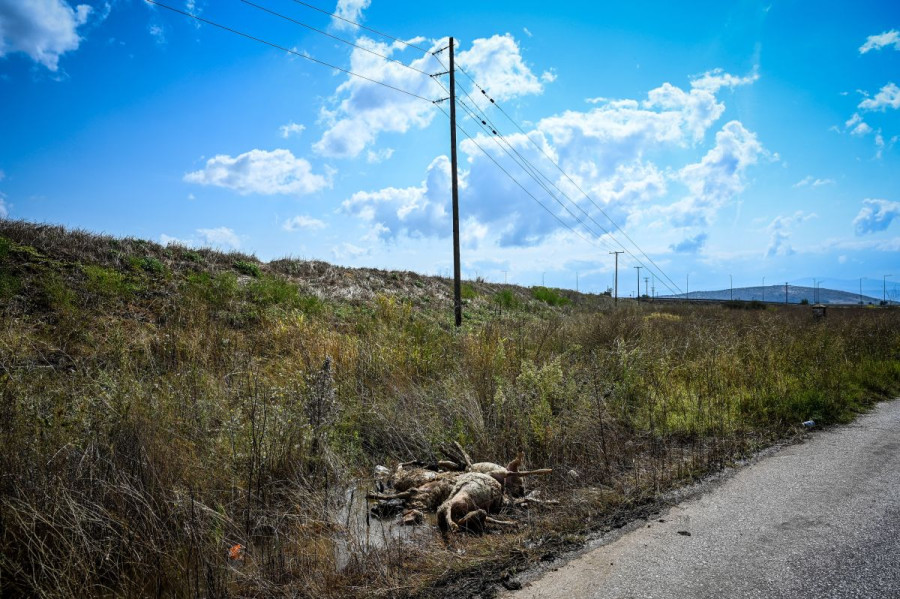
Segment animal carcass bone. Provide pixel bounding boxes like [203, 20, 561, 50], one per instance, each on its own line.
[437, 472, 504, 533]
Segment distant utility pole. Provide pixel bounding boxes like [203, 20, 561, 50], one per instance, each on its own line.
[610, 251, 624, 304]
[885, 274, 893, 305]
[634, 266, 642, 301]
[445, 37, 462, 327]
[785, 282, 789, 305]
[644, 276, 649, 299]
[651, 274, 656, 299]
[860, 277, 863, 305]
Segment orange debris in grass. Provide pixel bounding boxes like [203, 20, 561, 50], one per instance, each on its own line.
[228, 544, 243, 560]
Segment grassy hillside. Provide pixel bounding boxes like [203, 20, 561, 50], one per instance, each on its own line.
[1, 219, 899, 598]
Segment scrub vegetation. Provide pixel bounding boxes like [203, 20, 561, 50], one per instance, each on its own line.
[1, 219, 898, 598]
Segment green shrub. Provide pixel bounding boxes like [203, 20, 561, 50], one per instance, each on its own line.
[532, 286, 570, 306]
[0, 270, 19, 299]
[234, 260, 261, 278]
[461, 283, 477, 299]
[495, 289, 519, 310]
[83, 265, 135, 299]
[129, 256, 166, 275]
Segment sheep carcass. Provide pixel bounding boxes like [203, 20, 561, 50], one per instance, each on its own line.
[437, 472, 505, 533]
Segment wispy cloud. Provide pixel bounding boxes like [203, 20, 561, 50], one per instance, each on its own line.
[279, 122, 305, 139]
[332, 0, 370, 30]
[858, 82, 900, 111]
[765, 211, 816, 257]
[853, 198, 900, 235]
[283, 215, 326, 231]
[859, 30, 900, 54]
[670, 232, 708, 253]
[793, 176, 835, 188]
[161, 226, 241, 250]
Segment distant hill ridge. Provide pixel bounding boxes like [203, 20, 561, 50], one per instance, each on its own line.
[660, 285, 881, 305]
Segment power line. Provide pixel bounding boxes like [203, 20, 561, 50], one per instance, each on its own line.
[258, 0, 666, 286]
[434, 104, 599, 249]
[457, 66, 683, 295]
[158, 0, 683, 294]
[430, 67, 626, 254]
[288, 0, 432, 54]
[433, 68, 681, 294]
[453, 95, 621, 253]
[145, 0, 436, 103]
[239, 0, 436, 77]
[431, 53, 681, 294]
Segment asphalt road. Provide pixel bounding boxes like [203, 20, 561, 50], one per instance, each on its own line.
[507, 399, 900, 599]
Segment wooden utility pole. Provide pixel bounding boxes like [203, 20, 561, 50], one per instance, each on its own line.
[785, 282, 789, 305]
[609, 251, 623, 304]
[449, 37, 462, 327]
[644, 276, 649, 299]
[634, 265, 642, 301]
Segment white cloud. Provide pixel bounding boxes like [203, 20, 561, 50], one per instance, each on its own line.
[366, 147, 394, 163]
[674, 121, 764, 227]
[197, 227, 240, 249]
[344, 71, 760, 250]
[279, 122, 305, 138]
[314, 33, 551, 159]
[689, 67, 759, 93]
[0, 192, 7, 218]
[332, 0, 370, 30]
[859, 30, 900, 54]
[670, 232, 708, 253]
[853, 198, 900, 235]
[0, 0, 92, 71]
[343, 155, 452, 240]
[765, 211, 816, 257]
[148, 23, 166, 45]
[332, 241, 370, 260]
[858, 82, 900, 111]
[160, 233, 192, 247]
[312, 36, 440, 158]
[794, 176, 835, 188]
[161, 226, 241, 249]
[456, 34, 545, 102]
[522, 27, 533, 38]
[184, 149, 331, 195]
[283, 215, 326, 231]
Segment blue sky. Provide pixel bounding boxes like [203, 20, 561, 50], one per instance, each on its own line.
[1, 0, 899, 299]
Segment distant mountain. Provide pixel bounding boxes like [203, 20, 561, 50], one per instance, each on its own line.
[660, 285, 883, 305]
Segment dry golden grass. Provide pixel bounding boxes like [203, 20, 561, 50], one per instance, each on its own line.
[0, 219, 898, 597]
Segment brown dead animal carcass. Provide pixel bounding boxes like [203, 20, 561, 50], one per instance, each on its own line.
[436, 472, 510, 533]
[369, 467, 461, 525]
